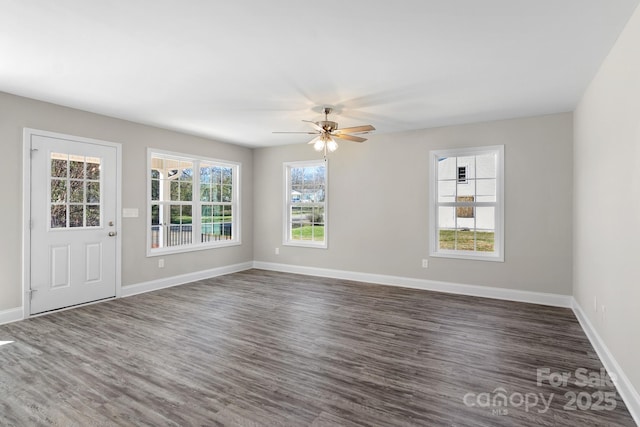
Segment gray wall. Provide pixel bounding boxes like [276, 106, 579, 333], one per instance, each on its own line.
[254, 113, 573, 295]
[0, 91, 253, 311]
[574, 4, 640, 395]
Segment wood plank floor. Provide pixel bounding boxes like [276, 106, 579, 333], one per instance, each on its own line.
[0, 269, 635, 426]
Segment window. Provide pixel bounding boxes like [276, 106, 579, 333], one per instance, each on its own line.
[429, 145, 504, 261]
[50, 153, 101, 229]
[148, 149, 240, 255]
[284, 160, 327, 248]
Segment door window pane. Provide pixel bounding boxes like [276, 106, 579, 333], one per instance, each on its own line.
[51, 205, 66, 228]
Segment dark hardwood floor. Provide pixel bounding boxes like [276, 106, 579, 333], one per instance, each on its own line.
[0, 269, 635, 426]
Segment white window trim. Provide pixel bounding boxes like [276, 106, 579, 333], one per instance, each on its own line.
[429, 145, 504, 262]
[283, 159, 328, 249]
[146, 148, 241, 257]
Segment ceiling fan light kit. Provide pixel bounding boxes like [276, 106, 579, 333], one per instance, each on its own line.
[274, 107, 375, 157]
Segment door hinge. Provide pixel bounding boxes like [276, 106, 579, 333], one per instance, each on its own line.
[26, 288, 38, 301]
[30, 148, 38, 157]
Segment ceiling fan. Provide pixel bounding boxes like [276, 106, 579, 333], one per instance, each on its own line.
[274, 107, 375, 156]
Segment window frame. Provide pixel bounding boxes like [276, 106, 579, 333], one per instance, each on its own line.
[429, 145, 504, 262]
[146, 148, 241, 257]
[283, 159, 328, 249]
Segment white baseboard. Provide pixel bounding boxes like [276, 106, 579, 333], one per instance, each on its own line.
[572, 299, 640, 426]
[252, 261, 572, 308]
[122, 261, 253, 298]
[0, 307, 24, 326]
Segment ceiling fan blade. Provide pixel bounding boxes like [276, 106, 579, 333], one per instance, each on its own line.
[335, 125, 376, 134]
[334, 133, 367, 143]
[273, 131, 321, 134]
[302, 120, 324, 133]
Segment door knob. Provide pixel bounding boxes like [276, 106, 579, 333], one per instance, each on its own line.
[108, 231, 117, 237]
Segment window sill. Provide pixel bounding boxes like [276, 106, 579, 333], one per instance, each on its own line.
[147, 240, 241, 257]
[283, 241, 327, 249]
[429, 250, 504, 262]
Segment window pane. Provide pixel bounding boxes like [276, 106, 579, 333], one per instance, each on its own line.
[454, 228, 475, 251]
[200, 165, 212, 184]
[151, 204, 160, 226]
[457, 179, 475, 198]
[222, 167, 232, 185]
[86, 205, 100, 227]
[51, 179, 67, 202]
[299, 221, 312, 240]
[170, 205, 181, 224]
[291, 168, 303, 187]
[315, 166, 326, 186]
[291, 223, 302, 240]
[304, 167, 315, 185]
[456, 196, 475, 219]
[291, 206, 302, 222]
[86, 159, 100, 180]
[458, 156, 475, 180]
[170, 180, 180, 201]
[212, 185, 221, 202]
[69, 158, 85, 179]
[476, 153, 497, 179]
[69, 180, 84, 203]
[86, 182, 100, 203]
[476, 179, 496, 202]
[437, 157, 456, 180]
[438, 206, 455, 229]
[181, 205, 192, 224]
[222, 185, 232, 202]
[438, 229, 455, 250]
[180, 162, 193, 181]
[476, 207, 495, 232]
[438, 180, 455, 203]
[222, 221, 232, 239]
[151, 179, 160, 201]
[200, 184, 211, 202]
[51, 205, 67, 228]
[476, 231, 495, 252]
[309, 206, 324, 223]
[51, 154, 68, 178]
[69, 205, 84, 228]
[312, 224, 324, 241]
[179, 182, 192, 201]
[212, 166, 222, 184]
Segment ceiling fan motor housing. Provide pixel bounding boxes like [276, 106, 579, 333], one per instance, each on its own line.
[318, 120, 338, 132]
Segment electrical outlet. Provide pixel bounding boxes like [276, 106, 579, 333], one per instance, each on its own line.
[275, 247, 279, 255]
[158, 259, 165, 268]
[422, 259, 429, 268]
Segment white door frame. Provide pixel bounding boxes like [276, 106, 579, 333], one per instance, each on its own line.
[22, 128, 122, 318]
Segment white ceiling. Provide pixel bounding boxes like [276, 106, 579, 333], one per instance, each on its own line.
[1, 0, 638, 147]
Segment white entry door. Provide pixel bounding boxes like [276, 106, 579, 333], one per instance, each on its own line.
[29, 132, 119, 315]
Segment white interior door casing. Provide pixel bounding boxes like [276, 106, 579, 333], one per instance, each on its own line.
[28, 131, 120, 315]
